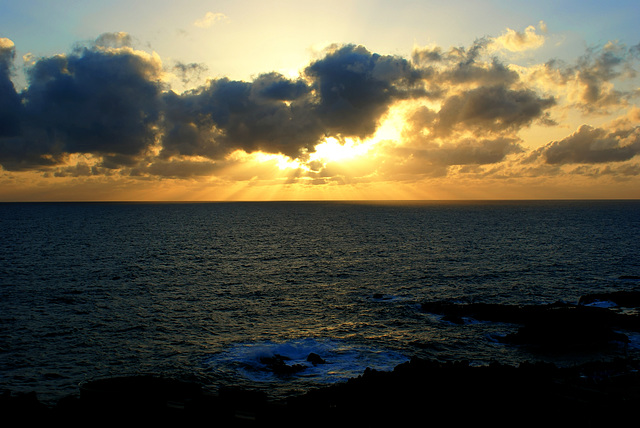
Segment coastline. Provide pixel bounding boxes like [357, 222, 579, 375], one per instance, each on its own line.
[3, 357, 640, 426]
[5, 289, 640, 425]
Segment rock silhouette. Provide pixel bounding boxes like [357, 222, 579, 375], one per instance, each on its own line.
[3, 358, 640, 426]
[259, 354, 306, 375]
[421, 296, 640, 351]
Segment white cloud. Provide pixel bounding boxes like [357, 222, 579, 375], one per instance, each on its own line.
[193, 12, 229, 28]
[491, 23, 546, 52]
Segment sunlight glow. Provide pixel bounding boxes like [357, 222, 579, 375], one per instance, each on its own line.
[307, 106, 406, 165]
[230, 150, 304, 170]
[309, 137, 376, 163]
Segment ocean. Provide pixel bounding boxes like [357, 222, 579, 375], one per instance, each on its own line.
[1, 200, 639, 405]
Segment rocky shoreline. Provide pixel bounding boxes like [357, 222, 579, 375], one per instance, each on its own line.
[421, 299, 639, 351]
[4, 290, 640, 426]
[3, 357, 640, 426]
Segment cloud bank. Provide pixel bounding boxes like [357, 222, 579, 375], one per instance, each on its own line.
[0, 26, 639, 198]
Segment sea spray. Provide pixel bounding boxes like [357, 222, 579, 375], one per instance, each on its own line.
[205, 338, 409, 385]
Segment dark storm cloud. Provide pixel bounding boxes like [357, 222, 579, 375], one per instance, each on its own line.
[160, 73, 320, 160]
[412, 39, 518, 88]
[23, 47, 163, 158]
[0, 39, 21, 138]
[0, 35, 540, 174]
[395, 137, 523, 173]
[139, 159, 222, 178]
[0, 40, 14, 71]
[378, 136, 524, 181]
[305, 44, 425, 137]
[412, 40, 554, 133]
[0, 34, 164, 170]
[0, 39, 62, 170]
[411, 46, 445, 64]
[441, 58, 519, 87]
[160, 44, 425, 160]
[540, 125, 640, 164]
[252, 72, 309, 100]
[432, 85, 555, 137]
[172, 61, 208, 86]
[1, 32, 637, 180]
[52, 162, 101, 177]
[427, 137, 524, 165]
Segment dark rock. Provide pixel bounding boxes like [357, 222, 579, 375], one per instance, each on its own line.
[5, 358, 640, 426]
[259, 354, 288, 365]
[260, 354, 306, 375]
[579, 290, 640, 307]
[372, 293, 392, 300]
[79, 375, 203, 410]
[0, 391, 50, 421]
[501, 305, 629, 350]
[306, 353, 326, 365]
[422, 299, 640, 351]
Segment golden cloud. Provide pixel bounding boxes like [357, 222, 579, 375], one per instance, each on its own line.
[491, 23, 546, 52]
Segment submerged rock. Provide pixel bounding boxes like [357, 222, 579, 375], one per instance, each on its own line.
[372, 293, 392, 300]
[259, 354, 306, 375]
[306, 353, 327, 365]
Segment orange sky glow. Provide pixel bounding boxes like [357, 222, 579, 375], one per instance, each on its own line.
[1, 2, 639, 200]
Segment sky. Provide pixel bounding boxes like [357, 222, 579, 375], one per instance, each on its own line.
[0, 0, 639, 201]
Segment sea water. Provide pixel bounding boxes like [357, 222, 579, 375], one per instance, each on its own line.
[1, 200, 639, 403]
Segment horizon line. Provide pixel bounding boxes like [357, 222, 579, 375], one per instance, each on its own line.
[1, 198, 638, 204]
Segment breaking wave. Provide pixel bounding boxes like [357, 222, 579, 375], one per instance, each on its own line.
[205, 338, 409, 385]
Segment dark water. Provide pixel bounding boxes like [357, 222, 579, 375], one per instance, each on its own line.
[1, 200, 639, 404]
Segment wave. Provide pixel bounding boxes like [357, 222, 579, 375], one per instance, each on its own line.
[205, 338, 409, 385]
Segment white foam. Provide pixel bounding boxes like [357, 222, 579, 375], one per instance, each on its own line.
[584, 300, 618, 308]
[206, 338, 409, 384]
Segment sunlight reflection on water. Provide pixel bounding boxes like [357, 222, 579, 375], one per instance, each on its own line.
[1, 201, 639, 403]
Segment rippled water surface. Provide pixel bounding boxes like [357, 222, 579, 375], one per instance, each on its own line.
[1, 201, 639, 403]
